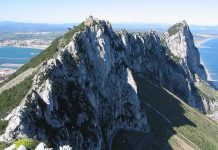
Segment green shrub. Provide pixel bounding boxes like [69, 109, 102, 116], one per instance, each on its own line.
[168, 23, 184, 36]
[0, 120, 8, 135]
[0, 142, 7, 149]
[195, 81, 218, 100]
[0, 74, 34, 118]
[14, 139, 38, 150]
[59, 22, 85, 47]
[133, 73, 218, 149]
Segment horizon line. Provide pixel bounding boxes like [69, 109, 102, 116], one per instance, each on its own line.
[0, 20, 218, 27]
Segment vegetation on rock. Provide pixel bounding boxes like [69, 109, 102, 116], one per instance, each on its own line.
[133, 73, 218, 150]
[14, 138, 39, 150]
[168, 23, 184, 36]
[0, 74, 34, 118]
[59, 22, 85, 47]
[0, 120, 8, 135]
[0, 142, 7, 149]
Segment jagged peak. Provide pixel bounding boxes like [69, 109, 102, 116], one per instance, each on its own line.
[59, 16, 115, 49]
[118, 29, 159, 38]
[178, 20, 188, 26]
[83, 16, 111, 29]
[167, 20, 189, 36]
[84, 15, 99, 27]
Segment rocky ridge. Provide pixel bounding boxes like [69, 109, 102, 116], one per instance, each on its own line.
[1, 17, 149, 149]
[1, 17, 218, 149]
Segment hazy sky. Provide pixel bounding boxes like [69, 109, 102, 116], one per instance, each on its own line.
[0, 0, 217, 25]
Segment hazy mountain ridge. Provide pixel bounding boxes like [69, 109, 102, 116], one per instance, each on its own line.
[0, 21, 75, 33]
[1, 21, 218, 34]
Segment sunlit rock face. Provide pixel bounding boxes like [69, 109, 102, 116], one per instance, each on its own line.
[164, 21, 207, 81]
[0, 18, 149, 149]
[162, 21, 208, 110]
[0, 18, 214, 149]
[118, 22, 207, 111]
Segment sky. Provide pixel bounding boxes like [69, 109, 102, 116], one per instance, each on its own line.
[0, 0, 217, 25]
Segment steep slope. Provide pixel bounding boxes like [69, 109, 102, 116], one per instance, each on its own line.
[136, 74, 218, 149]
[165, 21, 207, 81]
[112, 74, 218, 150]
[1, 17, 218, 149]
[0, 23, 86, 125]
[120, 22, 204, 111]
[163, 21, 218, 115]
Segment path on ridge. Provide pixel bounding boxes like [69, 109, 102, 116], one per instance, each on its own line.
[0, 65, 41, 94]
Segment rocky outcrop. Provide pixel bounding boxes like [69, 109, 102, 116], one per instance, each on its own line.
[117, 22, 208, 112]
[35, 143, 51, 150]
[162, 21, 218, 113]
[164, 21, 207, 81]
[1, 17, 217, 149]
[0, 17, 149, 149]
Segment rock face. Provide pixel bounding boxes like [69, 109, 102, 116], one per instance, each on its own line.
[155, 21, 208, 111]
[0, 17, 216, 149]
[164, 21, 207, 81]
[0, 18, 149, 149]
[118, 21, 208, 112]
[161, 21, 217, 112]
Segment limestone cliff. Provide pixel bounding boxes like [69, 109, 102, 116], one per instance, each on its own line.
[162, 21, 218, 113]
[118, 21, 209, 112]
[0, 18, 149, 149]
[1, 17, 218, 149]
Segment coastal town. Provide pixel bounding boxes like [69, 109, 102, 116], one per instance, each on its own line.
[0, 39, 51, 49]
[0, 32, 54, 82]
[0, 38, 50, 82]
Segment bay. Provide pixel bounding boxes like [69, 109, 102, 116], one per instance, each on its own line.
[0, 46, 42, 68]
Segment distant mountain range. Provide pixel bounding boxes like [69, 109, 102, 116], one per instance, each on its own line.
[0, 21, 217, 35]
[112, 23, 218, 35]
[0, 21, 75, 33]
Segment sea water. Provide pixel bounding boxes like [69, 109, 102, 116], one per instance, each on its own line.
[0, 46, 42, 68]
[198, 38, 218, 89]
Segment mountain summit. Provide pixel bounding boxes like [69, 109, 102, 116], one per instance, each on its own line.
[1, 17, 218, 149]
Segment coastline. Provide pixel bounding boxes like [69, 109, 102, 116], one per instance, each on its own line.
[0, 45, 45, 50]
[197, 38, 214, 81]
[201, 60, 213, 81]
[0, 63, 23, 68]
[195, 38, 213, 48]
[194, 33, 218, 48]
[197, 37, 218, 90]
